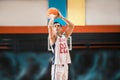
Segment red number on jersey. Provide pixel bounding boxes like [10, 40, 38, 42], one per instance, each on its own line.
[60, 43, 68, 53]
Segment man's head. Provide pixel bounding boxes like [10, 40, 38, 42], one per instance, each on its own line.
[53, 22, 62, 35]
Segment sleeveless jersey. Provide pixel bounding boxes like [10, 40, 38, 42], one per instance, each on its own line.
[53, 35, 71, 64]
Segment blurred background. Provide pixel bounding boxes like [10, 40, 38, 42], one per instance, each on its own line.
[0, 0, 120, 80]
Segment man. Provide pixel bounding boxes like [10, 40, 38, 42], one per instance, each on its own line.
[48, 10, 74, 80]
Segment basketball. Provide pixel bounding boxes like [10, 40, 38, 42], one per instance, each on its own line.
[47, 7, 59, 17]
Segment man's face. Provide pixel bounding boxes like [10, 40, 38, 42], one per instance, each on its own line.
[53, 23, 62, 34]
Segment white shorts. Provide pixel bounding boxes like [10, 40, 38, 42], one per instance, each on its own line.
[51, 64, 68, 80]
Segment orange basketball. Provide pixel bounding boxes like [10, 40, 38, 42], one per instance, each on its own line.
[47, 8, 59, 17]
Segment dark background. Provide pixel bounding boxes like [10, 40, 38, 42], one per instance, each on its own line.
[0, 33, 120, 80]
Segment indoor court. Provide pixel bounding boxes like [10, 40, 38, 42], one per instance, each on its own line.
[0, 0, 120, 80]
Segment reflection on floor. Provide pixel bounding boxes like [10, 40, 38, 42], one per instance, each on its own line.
[0, 49, 120, 80]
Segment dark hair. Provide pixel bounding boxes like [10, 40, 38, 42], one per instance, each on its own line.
[53, 22, 62, 27]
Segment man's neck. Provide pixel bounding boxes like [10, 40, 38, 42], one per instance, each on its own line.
[57, 33, 62, 37]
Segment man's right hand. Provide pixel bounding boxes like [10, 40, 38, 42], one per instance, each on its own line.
[48, 14, 57, 19]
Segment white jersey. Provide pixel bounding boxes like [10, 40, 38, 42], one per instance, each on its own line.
[53, 35, 71, 64]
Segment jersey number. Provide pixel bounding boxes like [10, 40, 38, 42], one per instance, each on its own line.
[60, 43, 68, 53]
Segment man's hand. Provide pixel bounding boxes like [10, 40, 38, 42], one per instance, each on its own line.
[48, 14, 57, 19]
[56, 11, 64, 19]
